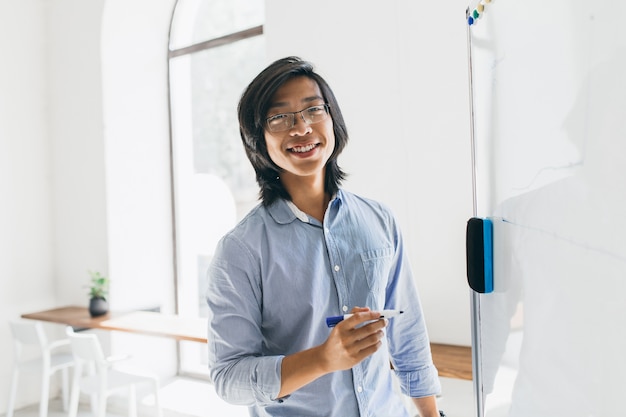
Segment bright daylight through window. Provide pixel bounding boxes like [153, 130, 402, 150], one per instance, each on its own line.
[168, 0, 265, 377]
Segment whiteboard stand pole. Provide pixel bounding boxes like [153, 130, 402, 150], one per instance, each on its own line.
[466, 6, 485, 417]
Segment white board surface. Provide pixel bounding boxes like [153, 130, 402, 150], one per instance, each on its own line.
[467, 1, 626, 416]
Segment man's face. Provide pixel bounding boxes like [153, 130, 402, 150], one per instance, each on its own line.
[264, 76, 335, 180]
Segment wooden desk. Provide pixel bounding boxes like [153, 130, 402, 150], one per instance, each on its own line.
[23, 306, 472, 380]
[431, 343, 472, 380]
[21, 305, 207, 343]
[101, 310, 207, 343]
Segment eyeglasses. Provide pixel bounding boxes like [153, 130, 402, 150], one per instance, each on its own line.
[265, 104, 330, 133]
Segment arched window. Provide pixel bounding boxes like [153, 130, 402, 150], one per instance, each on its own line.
[168, 0, 265, 377]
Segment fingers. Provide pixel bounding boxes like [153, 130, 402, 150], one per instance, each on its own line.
[323, 328, 384, 371]
[342, 309, 383, 329]
[321, 310, 387, 372]
[354, 333, 384, 359]
[352, 327, 385, 353]
[336, 312, 387, 354]
[350, 306, 371, 314]
[350, 318, 387, 351]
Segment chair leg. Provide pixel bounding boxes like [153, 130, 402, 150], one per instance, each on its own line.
[128, 385, 137, 417]
[6, 368, 19, 417]
[153, 378, 162, 417]
[90, 394, 98, 416]
[39, 372, 50, 417]
[96, 396, 107, 417]
[61, 368, 70, 411]
[68, 365, 82, 417]
[88, 362, 97, 415]
[96, 392, 107, 417]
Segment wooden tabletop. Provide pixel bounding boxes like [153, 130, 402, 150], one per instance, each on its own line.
[430, 343, 473, 380]
[21, 305, 207, 343]
[22, 306, 472, 380]
[100, 310, 207, 343]
[22, 305, 113, 327]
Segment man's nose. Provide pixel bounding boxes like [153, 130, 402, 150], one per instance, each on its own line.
[290, 112, 311, 134]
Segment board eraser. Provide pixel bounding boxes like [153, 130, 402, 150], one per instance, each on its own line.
[466, 217, 493, 293]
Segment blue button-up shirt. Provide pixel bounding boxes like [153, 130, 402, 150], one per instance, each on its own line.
[206, 189, 440, 417]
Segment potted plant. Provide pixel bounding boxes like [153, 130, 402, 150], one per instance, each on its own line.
[87, 270, 109, 317]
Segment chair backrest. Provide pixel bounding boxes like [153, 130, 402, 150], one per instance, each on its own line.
[65, 327, 107, 365]
[9, 320, 47, 350]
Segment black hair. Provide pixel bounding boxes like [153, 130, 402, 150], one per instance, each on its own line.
[237, 56, 349, 206]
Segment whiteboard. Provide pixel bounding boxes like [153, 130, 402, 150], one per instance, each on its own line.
[467, 1, 626, 416]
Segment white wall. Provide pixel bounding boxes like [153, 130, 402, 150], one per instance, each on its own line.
[0, 0, 111, 410]
[101, 0, 176, 313]
[100, 0, 178, 380]
[0, 0, 472, 412]
[0, 0, 53, 409]
[47, 0, 108, 306]
[0, 0, 178, 411]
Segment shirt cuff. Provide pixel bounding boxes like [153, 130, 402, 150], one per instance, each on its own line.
[394, 364, 442, 398]
[251, 355, 285, 405]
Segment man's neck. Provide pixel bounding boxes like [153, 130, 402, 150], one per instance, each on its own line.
[281, 173, 329, 222]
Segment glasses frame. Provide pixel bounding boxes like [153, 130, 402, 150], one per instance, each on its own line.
[265, 103, 330, 133]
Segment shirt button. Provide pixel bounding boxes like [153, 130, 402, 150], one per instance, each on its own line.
[357, 386, 363, 393]
[342, 305, 348, 312]
[334, 265, 340, 272]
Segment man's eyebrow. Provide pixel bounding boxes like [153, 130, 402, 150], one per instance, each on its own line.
[268, 95, 325, 111]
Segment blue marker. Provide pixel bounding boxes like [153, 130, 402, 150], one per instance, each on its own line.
[326, 310, 404, 328]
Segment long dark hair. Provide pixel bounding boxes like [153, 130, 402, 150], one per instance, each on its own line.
[238, 56, 349, 206]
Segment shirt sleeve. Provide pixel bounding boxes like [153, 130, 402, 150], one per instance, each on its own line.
[206, 233, 284, 406]
[383, 211, 442, 398]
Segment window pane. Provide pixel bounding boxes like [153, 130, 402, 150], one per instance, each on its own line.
[169, 35, 265, 377]
[170, 0, 264, 50]
[187, 38, 263, 213]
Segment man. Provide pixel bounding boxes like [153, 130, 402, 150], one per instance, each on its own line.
[206, 56, 444, 417]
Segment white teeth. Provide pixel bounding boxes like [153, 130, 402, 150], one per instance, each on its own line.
[291, 144, 316, 153]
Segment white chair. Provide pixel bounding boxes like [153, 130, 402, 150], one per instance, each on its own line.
[65, 327, 162, 417]
[6, 320, 74, 417]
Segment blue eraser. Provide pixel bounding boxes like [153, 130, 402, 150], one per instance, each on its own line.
[466, 217, 494, 293]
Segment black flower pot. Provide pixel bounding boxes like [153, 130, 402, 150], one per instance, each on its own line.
[89, 297, 109, 317]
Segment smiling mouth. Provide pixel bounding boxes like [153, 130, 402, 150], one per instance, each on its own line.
[289, 143, 319, 153]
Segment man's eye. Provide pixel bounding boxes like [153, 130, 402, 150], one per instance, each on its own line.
[307, 106, 325, 114]
[268, 114, 288, 122]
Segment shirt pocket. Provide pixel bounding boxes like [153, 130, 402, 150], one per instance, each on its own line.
[360, 247, 394, 294]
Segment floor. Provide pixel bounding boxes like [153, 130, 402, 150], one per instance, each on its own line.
[5, 376, 475, 417]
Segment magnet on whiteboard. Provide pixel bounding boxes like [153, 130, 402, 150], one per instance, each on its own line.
[466, 217, 494, 293]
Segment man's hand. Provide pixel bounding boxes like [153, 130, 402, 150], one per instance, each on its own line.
[278, 307, 386, 398]
[319, 307, 386, 373]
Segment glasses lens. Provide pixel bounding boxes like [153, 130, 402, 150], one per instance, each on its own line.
[266, 105, 329, 132]
[266, 113, 294, 132]
[302, 105, 329, 125]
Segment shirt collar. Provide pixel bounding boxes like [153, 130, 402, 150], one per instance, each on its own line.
[267, 190, 344, 225]
[267, 198, 300, 224]
[286, 200, 309, 222]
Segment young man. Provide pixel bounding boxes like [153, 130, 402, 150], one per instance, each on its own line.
[206, 56, 444, 417]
